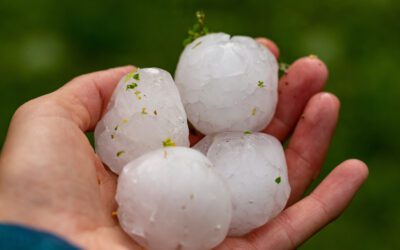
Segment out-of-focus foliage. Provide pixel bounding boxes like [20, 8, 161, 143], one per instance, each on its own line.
[0, 0, 399, 249]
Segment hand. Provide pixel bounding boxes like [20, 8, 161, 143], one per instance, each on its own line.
[0, 38, 368, 250]
[0, 66, 141, 249]
[215, 39, 369, 249]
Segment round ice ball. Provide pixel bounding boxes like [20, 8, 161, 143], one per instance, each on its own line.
[193, 132, 290, 236]
[175, 33, 278, 135]
[116, 147, 232, 250]
[94, 68, 189, 174]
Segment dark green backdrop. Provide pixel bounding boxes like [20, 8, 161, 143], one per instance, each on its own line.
[1, 0, 399, 249]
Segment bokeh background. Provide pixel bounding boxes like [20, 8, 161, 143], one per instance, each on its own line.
[0, 0, 399, 249]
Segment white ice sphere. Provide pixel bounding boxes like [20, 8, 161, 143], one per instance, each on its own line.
[94, 68, 189, 174]
[116, 147, 232, 250]
[193, 132, 290, 236]
[175, 33, 278, 135]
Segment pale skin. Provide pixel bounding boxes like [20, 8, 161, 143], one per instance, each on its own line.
[0, 38, 368, 250]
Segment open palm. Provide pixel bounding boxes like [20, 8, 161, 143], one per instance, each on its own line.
[0, 39, 368, 250]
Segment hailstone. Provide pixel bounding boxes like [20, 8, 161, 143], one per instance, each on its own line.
[193, 132, 290, 236]
[116, 147, 232, 250]
[175, 33, 278, 135]
[94, 68, 189, 174]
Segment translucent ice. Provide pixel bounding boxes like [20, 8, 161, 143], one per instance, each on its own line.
[175, 33, 278, 135]
[94, 68, 189, 174]
[193, 132, 290, 236]
[116, 147, 232, 250]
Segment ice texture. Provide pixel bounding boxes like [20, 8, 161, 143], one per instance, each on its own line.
[175, 33, 278, 135]
[193, 132, 290, 236]
[94, 68, 189, 174]
[116, 147, 232, 250]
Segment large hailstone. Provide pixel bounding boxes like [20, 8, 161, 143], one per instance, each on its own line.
[175, 33, 278, 135]
[116, 147, 232, 250]
[193, 132, 290, 236]
[95, 68, 189, 174]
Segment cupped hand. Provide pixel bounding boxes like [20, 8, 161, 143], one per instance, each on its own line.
[0, 38, 368, 250]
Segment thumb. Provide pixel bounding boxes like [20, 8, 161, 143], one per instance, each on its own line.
[57, 65, 136, 131]
[12, 65, 135, 133]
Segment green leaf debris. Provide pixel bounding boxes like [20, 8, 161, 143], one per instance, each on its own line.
[124, 70, 136, 83]
[126, 82, 138, 90]
[279, 62, 290, 76]
[162, 138, 176, 147]
[183, 11, 209, 47]
[251, 107, 257, 116]
[116, 151, 125, 157]
[134, 90, 142, 100]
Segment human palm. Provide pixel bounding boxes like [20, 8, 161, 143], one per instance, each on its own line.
[0, 39, 368, 250]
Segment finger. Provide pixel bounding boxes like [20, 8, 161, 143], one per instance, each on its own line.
[256, 37, 280, 59]
[93, 154, 119, 214]
[247, 159, 369, 249]
[189, 126, 205, 146]
[55, 65, 135, 131]
[263, 56, 329, 142]
[285, 93, 340, 205]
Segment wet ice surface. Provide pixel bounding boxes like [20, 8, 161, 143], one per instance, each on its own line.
[175, 33, 278, 135]
[94, 68, 189, 174]
[116, 147, 232, 250]
[193, 132, 291, 236]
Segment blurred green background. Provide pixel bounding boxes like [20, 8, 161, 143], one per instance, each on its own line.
[0, 0, 399, 249]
